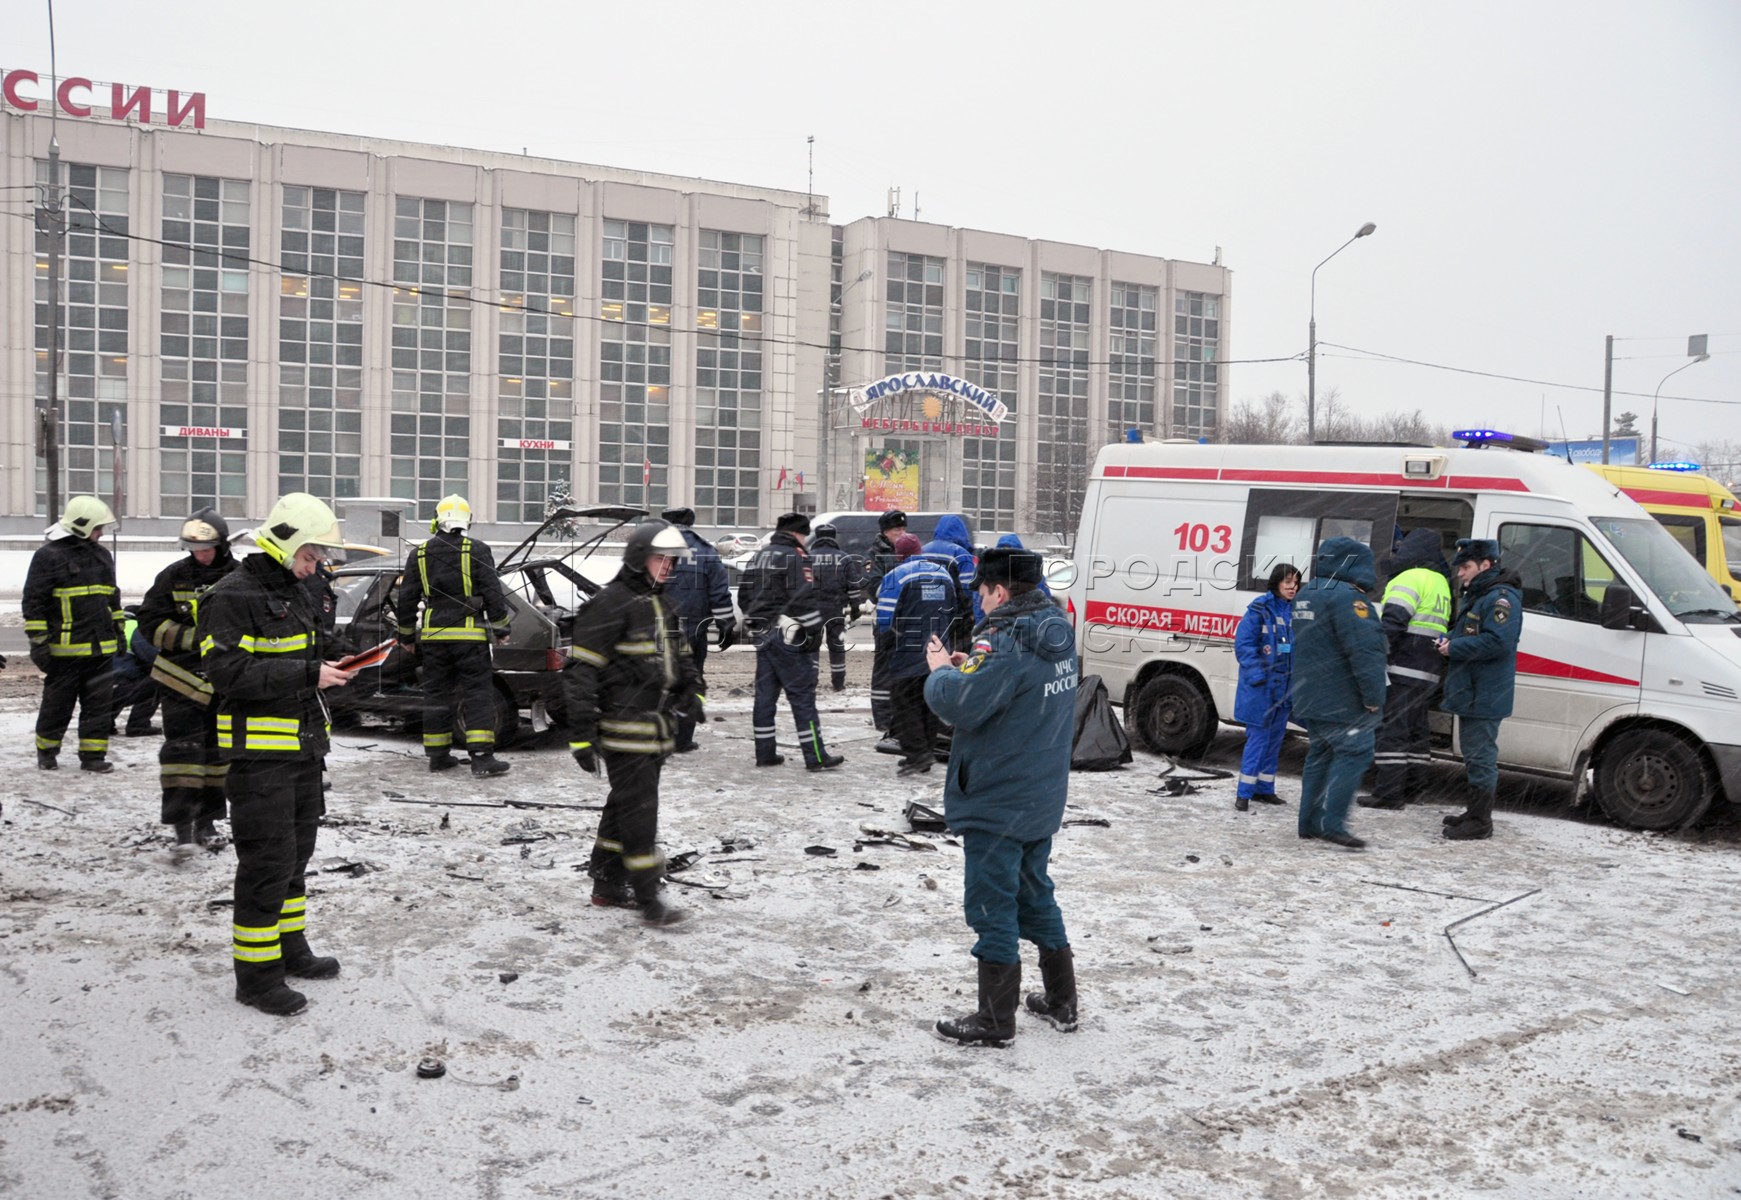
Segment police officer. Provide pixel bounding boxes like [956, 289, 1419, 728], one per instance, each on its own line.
[1438, 538, 1524, 841]
[876, 535, 958, 776]
[864, 510, 907, 735]
[396, 494, 512, 777]
[564, 521, 703, 926]
[24, 496, 123, 772]
[738, 512, 845, 770]
[197, 493, 355, 1015]
[1360, 529, 1453, 810]
[807, 521, 858, 692]
[660, 506, 736, 751]
[1289, 537, 1388, 850]
[138, 508, 238, 856]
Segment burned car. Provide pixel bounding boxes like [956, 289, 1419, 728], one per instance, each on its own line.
[324, 505, 644, 746]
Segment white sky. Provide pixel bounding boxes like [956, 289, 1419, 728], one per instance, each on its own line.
[11, 0, 1741, 456]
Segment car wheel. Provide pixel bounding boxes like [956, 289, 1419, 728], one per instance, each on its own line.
[1130, 673, 1217, 760]
[454, 685, 523, 750]
[1594, 728, 1714, 831]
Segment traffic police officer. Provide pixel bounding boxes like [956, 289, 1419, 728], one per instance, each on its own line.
[738, 512, 845, 770]
[660, 506, 736, 751]
[1361, 529, 1453, 809]
[1439, 538, 1524, 841]
[864, 509, 907, 735]
[807, 521, 858, 692]
[24, 496, 122, 772]
[396, 494, 512, 776]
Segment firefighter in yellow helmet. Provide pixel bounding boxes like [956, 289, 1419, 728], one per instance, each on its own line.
[395, 494, 513, 776]
[195, 493, 355, 1016]
[23, 496, 122, 772]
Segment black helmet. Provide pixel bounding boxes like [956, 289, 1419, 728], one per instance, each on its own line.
[622, 520, 693, 574]
[660, 506, 697, 527]
[179, 507, 230, 553]
[878, 509, 907, 532]
[814, 522, 838, 541]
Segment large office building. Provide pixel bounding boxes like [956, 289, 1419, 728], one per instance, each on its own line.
[2, 84, 1231, 541]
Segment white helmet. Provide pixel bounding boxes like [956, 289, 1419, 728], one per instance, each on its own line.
[61, 495, 116, 540]
[433, 494, 472, 533]
[623, 520, 692, 573]
[256, 493, 345, 565]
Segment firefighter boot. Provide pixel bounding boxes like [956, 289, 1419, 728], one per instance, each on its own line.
[37, 750, 57, 771]
[170, 821, 199, 864]
[234, 959, 308, 1016]
[428, 753, 461, 773]
[469, 752, 511, 777]
[1024, 946, 1079, 1032]
[631, 868, 686, 928]
[1444, 787, 1495, 840]
[935, 959, 1021, 1048]
[280, 930, 341, 979]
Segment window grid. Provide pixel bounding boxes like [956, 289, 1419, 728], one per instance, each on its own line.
[160, 174, 250, 513]
[498, 209, 577, 523]
[389, 197, 474, 507]
[279, 186, 365, 501]
[962, 264, 1021, 529]
[598, 220, 674, 509]
[1036, 273, 1093, 538]
[883, 251, 944, 373]
[695, 230, 765, 526]
[1173, 291, 1221, 440]
[1109, 282, 1158, 442]
[34, 162, 129, 513]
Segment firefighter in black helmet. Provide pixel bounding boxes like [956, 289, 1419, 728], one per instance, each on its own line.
[137, 508, 238, 857]
[563, 520, 704, 927]
[24, 496, 123, 772]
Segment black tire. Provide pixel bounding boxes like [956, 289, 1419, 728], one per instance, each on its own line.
[454, 685, 522, 750]
[1594, 728, 1714, 831]
[1129, 673, 1217, 760]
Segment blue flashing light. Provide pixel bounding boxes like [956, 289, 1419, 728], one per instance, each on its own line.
[1124, 427, 1144, 444]
[1453, 428, 1514, 443]
[1646, 460, 1702, 472]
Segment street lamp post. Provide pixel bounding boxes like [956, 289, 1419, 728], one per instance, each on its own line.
[819, 267, 873, 508]
[1650, 337, 1710, 464]
[1307, 221, 1376, 443]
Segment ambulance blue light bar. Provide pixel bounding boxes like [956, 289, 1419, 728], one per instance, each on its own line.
[1452, 429, 1549, 452]
[1646, 460, 1701, 472]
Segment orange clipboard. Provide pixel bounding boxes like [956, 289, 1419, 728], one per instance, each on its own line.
[335, 638, 398, 672]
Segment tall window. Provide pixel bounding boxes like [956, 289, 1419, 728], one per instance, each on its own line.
[34, 162, 128, 514]
[279, 187, 365, 501]
[1173, 291, 1221, 439]
[390, 198, 474, 507]
[498, 209, 576, 523]
[962, 264, 1020, 530]
[883, 251, 944, 372]
[1109, 282, 1158, 441]
[696, 230, 764, 526]
[598, 220, 673, 508]
[1036, 273, 1092, 538]
[160, 174, 249, 514]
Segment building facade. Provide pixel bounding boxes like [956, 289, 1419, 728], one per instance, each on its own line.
[2, 105, 1230, 542]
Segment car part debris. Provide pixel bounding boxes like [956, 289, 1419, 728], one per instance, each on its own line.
[904, 801, 947, 832]
[804, 845, 837, 857]
[857, 824, 939, 851]
[416, 1058, 446, 1079]
[499, 972, 519, 984]
[1363, 878, 1496, 904]
[1444, 887, 1542, 977]
[1061, 817, 1111, 828]
[24, 799, 77, 816]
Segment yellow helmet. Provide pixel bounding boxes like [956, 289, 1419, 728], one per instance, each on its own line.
[432, 493, 472, 533]
[61, 495, 116, 539]
[256, 493, 344, 565]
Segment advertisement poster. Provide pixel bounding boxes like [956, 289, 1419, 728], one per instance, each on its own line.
[864, 445, 920, 510]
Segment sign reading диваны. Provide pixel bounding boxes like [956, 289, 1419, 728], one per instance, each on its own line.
[2, 70, 205, 130]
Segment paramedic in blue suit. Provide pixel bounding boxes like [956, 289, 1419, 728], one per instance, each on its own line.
[1232, 562, 1300, 812]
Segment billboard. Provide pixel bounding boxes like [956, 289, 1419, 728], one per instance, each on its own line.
[1544, 438, 1639, 465]
[864, 446, 920, 511]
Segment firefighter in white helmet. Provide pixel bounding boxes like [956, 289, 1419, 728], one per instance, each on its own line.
[195, 493, 355, 1016]
[23, 496, 123, 772]
[394, 494, 514, 776]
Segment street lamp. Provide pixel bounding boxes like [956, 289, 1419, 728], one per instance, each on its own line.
[819, 267, 873, 507]
[1307, 221, 1376, 442]
[1650, 337, 1710, 465]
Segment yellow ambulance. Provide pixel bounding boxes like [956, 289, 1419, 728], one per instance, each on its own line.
[1586, 463, 1739, 596]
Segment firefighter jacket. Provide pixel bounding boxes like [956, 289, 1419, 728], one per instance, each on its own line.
[1379, 530, 1452, 686]
[736, 531, 823, 649]
[138, 547, 237, 704]
[563, 566, 701, 755]
[22, 534, 123, 660]
[395, 530, 511, 644]
[197, 554, 331, 760]
[1442, 565, 1524, 720]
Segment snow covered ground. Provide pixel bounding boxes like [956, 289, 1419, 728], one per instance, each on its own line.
[2, 659, 1739, 1199]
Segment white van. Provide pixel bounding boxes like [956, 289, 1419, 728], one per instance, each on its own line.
[1069, 433, 1741, 830]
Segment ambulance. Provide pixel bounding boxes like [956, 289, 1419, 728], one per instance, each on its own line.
[1584, 463, 1740, 596]
[1069, 431, 1741, 831]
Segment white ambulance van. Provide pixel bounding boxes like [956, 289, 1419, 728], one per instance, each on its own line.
[1070, 431, 1741, 830]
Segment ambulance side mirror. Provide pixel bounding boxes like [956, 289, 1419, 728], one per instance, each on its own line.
[1599, 584, 1659, 633]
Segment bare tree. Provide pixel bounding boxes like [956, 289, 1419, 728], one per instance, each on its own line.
[1220, 390, 1300, 445]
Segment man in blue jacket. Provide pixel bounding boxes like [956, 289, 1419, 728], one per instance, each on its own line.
[1289, 537, 1388, 849]
[1438, 538, 1524, 841]
[921, 514, 978, 642]
[876, 537, 958, 776]
[660, 506, 736, 751]
[924, 547, 1079, 1048]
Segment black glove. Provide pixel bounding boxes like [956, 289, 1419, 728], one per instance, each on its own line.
[849, 602, 864, 622]
[29, 643, 53, 672]
[571, 743, 598, 774]
[714, 620, 737, 651]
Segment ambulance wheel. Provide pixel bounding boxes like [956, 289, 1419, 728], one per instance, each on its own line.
[1594, 728, 1713, 831]
[1130, 673, 1216, 761]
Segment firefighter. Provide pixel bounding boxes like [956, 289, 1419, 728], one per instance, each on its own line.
[197, 493, 355, 1015]
[1359, 529, 1453, 810]
[24, 496, 123, 772]
[138, 508, 238, 856]
[660, 506, 736, 751]
[738, 512, 845, 770]
[564, 520, 703, 926]
[395, 494, 512, 776]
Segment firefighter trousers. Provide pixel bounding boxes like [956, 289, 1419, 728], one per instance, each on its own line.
[160, 690, 227, 826]
[37, 656, 115, 763]
[420, 642, 497, 758]
[589, 749, 665, 887]
[675, 627, 710, 749]
[226, 757, 323, 975]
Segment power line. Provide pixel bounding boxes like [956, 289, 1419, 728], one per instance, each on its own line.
[1318, 342, 1741, 407]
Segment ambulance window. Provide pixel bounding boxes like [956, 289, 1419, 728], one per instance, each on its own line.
[1239, 488, 1398, 589]
[1722, 517, 1741, 583]
[1251, 515, 1315, 584]
[1497, 523, 1619, 625]
[1651, 514, 1706, 567]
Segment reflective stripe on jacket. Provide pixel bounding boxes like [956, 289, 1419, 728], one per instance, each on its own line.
[197, 554, 330, 760]
[563, 566, 701, 756]
[396, 531, 510, 643]
[22, 536, 122, 659]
